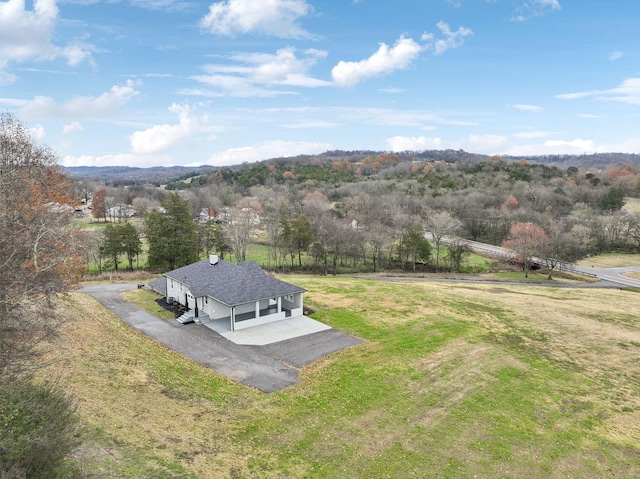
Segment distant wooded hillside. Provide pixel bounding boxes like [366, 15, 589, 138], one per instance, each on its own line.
[64, 150, 640, 185]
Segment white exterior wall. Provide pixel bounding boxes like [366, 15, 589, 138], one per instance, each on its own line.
[199, 297, 231, 320]
[282, 292, 304, 317]
[165, 275, 305, 330]
[235, 302, 256, 315]
[166, 278, 189, 306]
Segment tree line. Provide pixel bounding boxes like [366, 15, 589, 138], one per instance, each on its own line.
[77, 148, 640, 277]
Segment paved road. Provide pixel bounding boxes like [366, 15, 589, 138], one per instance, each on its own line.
[572, 264, 640, 288]
[426, 233, 640, 289]
[79, 283, 363, 393]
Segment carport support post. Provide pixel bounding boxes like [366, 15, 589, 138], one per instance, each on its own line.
[277, 296, 281, 313]
[231, 307, 235, 331]
[255, 301, 260, 319]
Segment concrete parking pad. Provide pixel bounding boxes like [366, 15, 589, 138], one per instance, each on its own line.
[79, 283, 363, 393]
[205, 315, 332, 345]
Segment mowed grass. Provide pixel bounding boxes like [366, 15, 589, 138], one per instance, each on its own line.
[578, 253, 640, 268]
[624, 197, 640, 214]
[43, 279, 640, 478]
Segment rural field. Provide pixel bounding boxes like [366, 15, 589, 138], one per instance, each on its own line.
[44, 277, 640, 478]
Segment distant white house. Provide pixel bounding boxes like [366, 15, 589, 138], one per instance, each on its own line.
[338, 218, 360, 230]
[107, 204, 135, 219]
[151, 255, 306, 331]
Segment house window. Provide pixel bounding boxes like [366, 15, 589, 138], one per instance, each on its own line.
[170, 279, 174, 288]
[284, 294, 294, 302]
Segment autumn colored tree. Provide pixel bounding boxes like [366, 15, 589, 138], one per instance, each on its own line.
[502, 222, 547, 277]
[92, 187, 107, 221]
[0, 113, 85, 374]
[0, 113, 85, 477]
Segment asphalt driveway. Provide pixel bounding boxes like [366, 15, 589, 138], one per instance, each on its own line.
[79, 283, 363, 393]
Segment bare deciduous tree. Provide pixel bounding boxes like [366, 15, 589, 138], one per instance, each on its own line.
[502, 222, 547, 278]
[426, 210, 462, 272]
[0, 113, 85, 376]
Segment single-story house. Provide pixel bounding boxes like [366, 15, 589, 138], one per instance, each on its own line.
[156, 255, 306, 331]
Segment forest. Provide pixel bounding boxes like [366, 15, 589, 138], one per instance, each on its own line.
[72, 150, 640, 277]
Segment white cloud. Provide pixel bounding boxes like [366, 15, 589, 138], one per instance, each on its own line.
[279, 120, 340, 129]
[130, 103, 219, 154]
[579, 113, 602, 119]
[508, 136, 640, 156]
[200, 0, 315, 39]
[514, 130, 551, 138]
[331, 36, 423, 87]
[428, 21, 473, 56]
[557, 77, 640, 106]
[206, 140, 332, 166]
[378, 87, 403, 94]
[392, 131, 640, 157]
[0, 0, 94, 82]
[513, 104, 543, 113]
[511, 0, 561, 21]
[459, 134, 509, 153]
[387, 136, 444, 151]
[609, 51, 624, 62]
[507, 138, 596, 156]
[63, 121, 84, 134]
[61, 43, 94, 67]
[20, 80, 140, 118]
[387, 134, 508, 154]
[30, 124, 46, 141]
[190, 47, 330, 97]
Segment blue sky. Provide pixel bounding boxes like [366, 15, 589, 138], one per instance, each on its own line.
[1, 0, 639, 167]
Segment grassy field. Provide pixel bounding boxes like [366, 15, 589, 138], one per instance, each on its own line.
[578, 253, 640, 268]
[43, 278, 640, 478]
[624, 197, 640, 214]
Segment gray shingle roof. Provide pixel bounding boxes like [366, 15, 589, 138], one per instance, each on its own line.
[148, 276, 166, 295]
[163, 259, 305, 306]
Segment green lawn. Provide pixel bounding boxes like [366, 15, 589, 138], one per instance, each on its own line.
[47, 277, 640, 478]
[122, 288, 175, 320]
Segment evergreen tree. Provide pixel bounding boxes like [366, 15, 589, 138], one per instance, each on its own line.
[100, 222, 141, 271]
[121, 222, 142, 270]
[145, 193, 198, 271]
[100, 223, 123, 271]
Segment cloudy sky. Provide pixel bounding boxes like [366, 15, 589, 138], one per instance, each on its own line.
[1, 0, 639, 167]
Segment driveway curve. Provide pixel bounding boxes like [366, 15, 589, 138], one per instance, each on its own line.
[80, 283, 363, 393]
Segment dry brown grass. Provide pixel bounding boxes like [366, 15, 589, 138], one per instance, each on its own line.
[578, 253, 640, 268]
[429, 282, 640, 444]
[39, 278, 640, 477]
[48, 293, 271, 478]
[624, 197, 640, 214]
